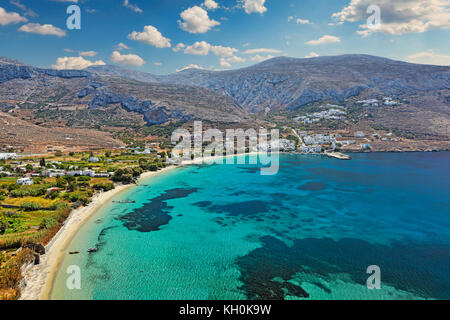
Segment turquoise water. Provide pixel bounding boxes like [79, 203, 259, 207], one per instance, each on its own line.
[50, 152, 450, 300]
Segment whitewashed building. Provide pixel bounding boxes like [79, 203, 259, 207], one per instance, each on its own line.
[0, 153, 17, 160]
[17, 177, 33, 185]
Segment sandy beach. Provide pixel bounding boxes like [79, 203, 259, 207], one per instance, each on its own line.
[19, 166, 178, 300]
[19, 153, 261, 300]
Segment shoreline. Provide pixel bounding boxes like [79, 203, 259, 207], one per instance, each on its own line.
[19, 165, 178, 300]
[19, 154, 252, 300]
[17, 151, 448, 299]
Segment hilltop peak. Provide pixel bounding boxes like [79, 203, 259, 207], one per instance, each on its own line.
[0, 57, 27, 66]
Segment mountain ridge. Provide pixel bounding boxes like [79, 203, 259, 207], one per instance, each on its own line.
[0, 54, 449, 149]
[85, 54, 450, 113]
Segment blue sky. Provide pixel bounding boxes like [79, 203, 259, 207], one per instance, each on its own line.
[1, 0, 449, 74]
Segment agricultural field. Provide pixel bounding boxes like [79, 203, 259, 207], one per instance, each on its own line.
[0, 149, 168, 299]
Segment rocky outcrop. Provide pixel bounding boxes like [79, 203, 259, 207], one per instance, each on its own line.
[87, 88, 190, 125]
[0, 61, 90, 84]
[23, 243, 45, 255]
[0, 64, 34, 83]
[88, 89, 122, 108]
[34, 243, 45, 255]
[155, 55, 450, 112]
[38, 69, 90, 79]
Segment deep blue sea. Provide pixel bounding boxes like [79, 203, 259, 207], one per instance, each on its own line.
[50, 152, 450, 300]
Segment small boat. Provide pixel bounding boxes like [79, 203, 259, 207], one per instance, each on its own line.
[88, 247, 98, 253]
[69, 251, 80, 255]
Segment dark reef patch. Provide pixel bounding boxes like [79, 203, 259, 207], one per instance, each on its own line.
[119, 188, 198, 232]
[236, 236, 450, 300]
[194, 200, 271, 217]
[237, 166, 261, 174]
[84, 225, 120, 283]
[192, 201, 213, 208]
[298, 181, 326, 191]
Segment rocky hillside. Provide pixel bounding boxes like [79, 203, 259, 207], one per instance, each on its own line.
[0, 58, 247, 127]
[88, 54, 450, 114]
[0, 55, 449, 146]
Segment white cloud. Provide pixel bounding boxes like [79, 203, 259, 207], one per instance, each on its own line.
[122, 0, 142, 13]
[305, 35, 340, 45]
[305, 52, 319, 58]
[219, 56, 247, 68]
[176, 64, 205, 72]
[9, 1, 37, 18]
[220, 55, 246, 67]
[128, 25, 171, 48]
[242, 0, 267, 14]
[52, 56, 105, 70]
[250, 54, 274, 62]
[173, 43, 186, 52]
[184, 41, 211, 55]
[117, 42, 130, 50]
[219, 58, 232, 68]
[203, 0, 219, 10]
[154, 62, 162, 66]
[296, 18, 311, 25]
[332, 0, 450, 36]
[0, 6, 27, 26]
[211, 45, 238, 57]
[18, 23, 66, 37]
[63, 48, 73, 52]
[183, 41, 238, 57]
[288, 16, 312, 24]
[110, 51, 145, 67]
[227, 56, 246, 63]
[407, 50, 450, 66]
[178, 6, 220, 34]
[79, 51, 97, 57]
[243, 48, 281, 54]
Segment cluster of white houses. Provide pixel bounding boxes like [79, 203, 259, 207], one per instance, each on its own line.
[17, 177, 34, 185]
[295, 108, 347, 124]
[295, 131, 375, 153]
[44, 169, 111, 178]
[356, 97, 399, 108]
[299, 134, 337, 153]
[13, 169, 111, 186]
[0, 153, 18, 160]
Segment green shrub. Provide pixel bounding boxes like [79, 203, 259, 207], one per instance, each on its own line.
[77, 182, 89, 188]
[47, 190, 59, 200]
[0, 221, 7, 234]
[10, 186, 47, 198]
[49, 202, 68, 211]
[71, 200, 83, 209]
[64, 175, 76, 183]
[39, 217, 56, 230]
[20, 202, 42, 211]
[63, 192, 90, 205]
[112, 168, 137, 184]
[92, 183, 115, 192]
[7, 184, 19, 192]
